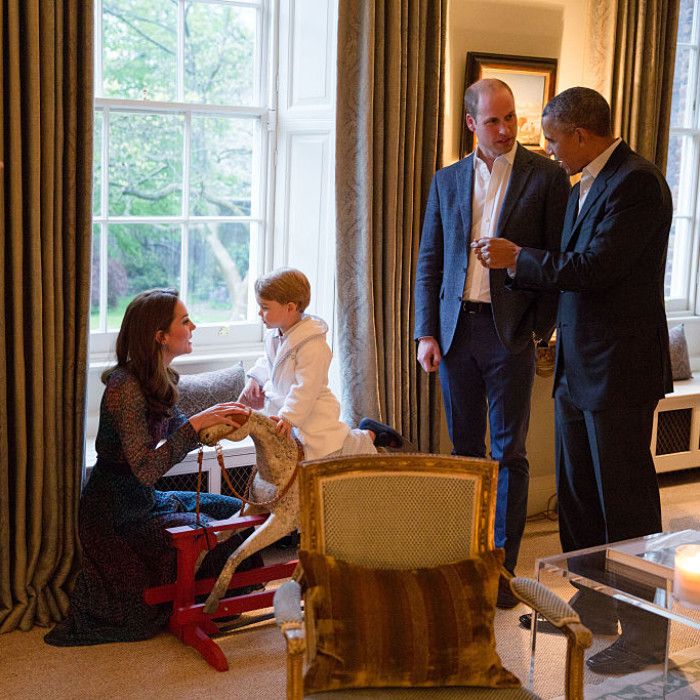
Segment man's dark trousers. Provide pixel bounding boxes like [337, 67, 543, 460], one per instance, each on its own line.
[439, 301, 535, 574]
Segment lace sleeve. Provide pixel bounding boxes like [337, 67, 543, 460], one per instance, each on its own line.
[105, 370, 199, 486]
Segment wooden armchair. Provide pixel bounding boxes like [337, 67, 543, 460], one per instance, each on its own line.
[273, 453, 591, 699]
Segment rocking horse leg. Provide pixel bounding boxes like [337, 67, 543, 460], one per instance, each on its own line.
[203, 503, 299, 614]
[181, 623, 229, 672]
[193, 508, 244, 574]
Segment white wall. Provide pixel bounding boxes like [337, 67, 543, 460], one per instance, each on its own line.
[440, 0, 590, 513]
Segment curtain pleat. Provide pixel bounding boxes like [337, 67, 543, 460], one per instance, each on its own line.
[610, 0, 680, 171]
[0, 0, 92, 633]
[336, 0, 446, 451]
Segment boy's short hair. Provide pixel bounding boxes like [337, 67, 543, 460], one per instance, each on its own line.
[255, 267, 311, 312]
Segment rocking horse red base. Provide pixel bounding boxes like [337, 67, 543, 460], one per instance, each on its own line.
[143, 513, 298, 672]
[144, 409, 303, 671]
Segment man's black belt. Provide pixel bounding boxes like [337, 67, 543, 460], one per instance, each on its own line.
[461, 300, 491, 314]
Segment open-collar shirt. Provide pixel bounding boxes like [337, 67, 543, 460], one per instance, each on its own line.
[578, 138, 622, 213]
[464, 142, 518, 302]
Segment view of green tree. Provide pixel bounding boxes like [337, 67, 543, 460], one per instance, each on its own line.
[103, 0, 177, 101]
[92, 0, 259, 329]
[184, 2, 256, 105]
[109, 112, 184, 216]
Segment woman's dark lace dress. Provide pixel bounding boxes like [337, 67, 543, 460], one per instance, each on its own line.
[45, 367, 258, 646]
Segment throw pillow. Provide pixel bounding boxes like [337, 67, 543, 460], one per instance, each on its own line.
[177, 363, 246, 417]
[669, 324, 692, 381]
[299, 549, 520, 694]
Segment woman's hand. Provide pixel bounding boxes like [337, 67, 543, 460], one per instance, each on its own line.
[238, 378, 265, 409]
[188, 402, 250, 433]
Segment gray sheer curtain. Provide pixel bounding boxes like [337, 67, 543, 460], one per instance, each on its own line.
[610, 0, 680, 171]
[335, 0, 447, 451]
[0, 1, 93, 633]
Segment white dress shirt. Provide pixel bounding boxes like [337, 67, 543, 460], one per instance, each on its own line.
[464, 142, 517, 302]
[578, 138, 622, 212]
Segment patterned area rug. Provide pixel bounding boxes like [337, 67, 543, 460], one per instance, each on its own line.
[554, 652, 700, 699]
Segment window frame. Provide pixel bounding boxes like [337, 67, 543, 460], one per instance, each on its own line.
[667, 2, 700, 316]
[90, 0, 277, 363]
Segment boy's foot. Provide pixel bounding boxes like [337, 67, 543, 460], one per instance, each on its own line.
[359, 418, 404, 448]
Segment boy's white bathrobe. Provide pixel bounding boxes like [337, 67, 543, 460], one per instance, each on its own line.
[247, 315, 350, 460]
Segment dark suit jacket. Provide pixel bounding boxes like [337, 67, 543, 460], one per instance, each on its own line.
[514, 141, 673, 410]
[414, 144, 570, 354]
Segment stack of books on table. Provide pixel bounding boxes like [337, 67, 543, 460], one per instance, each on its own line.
[605, 529, 700, 587]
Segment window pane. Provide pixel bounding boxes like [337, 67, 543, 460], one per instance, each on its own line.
[666, 217, 692, 301]
[187, 222, 250, 322]
[190, 116, 253, 216]
[90, 224, 102, 331]
[102, 0, 176, 101]
[107, 224, 181, 330]
[671, 47, 694, 129]
[93, 112, 103, 216]
[666, 133, 697, 215]
[109, 112, 184, 216]
[184, 1, 257, 105]
[678, 0, 696, 44]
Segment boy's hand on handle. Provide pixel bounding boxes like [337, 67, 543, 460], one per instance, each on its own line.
[239, 378, 265, 409]
[417, 337, 442, 373]
[270, 415, 293, 441]
[189, 402, 249, 433]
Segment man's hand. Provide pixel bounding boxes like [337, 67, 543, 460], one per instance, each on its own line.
[417, 337, 442, 373]
[238, 377, 264, 409]
[471, 238, 521, 269]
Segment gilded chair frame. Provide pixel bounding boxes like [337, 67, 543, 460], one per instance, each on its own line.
[274, 453, 592, 699]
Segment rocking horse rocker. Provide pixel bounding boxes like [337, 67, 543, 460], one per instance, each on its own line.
[143, 408, 301, 671]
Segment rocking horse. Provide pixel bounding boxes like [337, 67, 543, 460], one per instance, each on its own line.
[142, 408, 301, 671]
[198, 408, 303, 614]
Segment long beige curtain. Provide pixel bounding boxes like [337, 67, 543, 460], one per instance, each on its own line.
[335, 0, 447, 451]
[0, 1, 93, 633]
[610, 0, 680, 171]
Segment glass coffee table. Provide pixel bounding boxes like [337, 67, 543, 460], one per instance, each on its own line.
[529, 534, 700, 698]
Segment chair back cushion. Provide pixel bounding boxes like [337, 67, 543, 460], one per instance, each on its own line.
[300, 548, 519, 693]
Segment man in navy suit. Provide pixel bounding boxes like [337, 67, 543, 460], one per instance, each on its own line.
[414, 79, 569, 607]
[474, 86, 673, 673]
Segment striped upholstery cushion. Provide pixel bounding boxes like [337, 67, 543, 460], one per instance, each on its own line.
[300, 549, 519, 694]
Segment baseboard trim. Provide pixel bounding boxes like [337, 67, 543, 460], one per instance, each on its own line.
[528, 472, 557, 517]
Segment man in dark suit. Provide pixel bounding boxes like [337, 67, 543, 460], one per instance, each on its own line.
[474, 86, 673, 672]
[414, 79, 569, 607]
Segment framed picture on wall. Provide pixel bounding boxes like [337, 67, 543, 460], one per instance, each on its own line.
[460, 52, 557, 158]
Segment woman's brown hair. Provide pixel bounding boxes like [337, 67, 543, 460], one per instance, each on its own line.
[102, 288, 180, 418]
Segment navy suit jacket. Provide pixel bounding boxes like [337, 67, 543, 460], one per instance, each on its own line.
[514, 141, 673, 410]
[414, 144, 570, 354]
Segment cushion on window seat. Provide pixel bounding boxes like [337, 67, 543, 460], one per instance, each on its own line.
[176, 363, 246, 417]
[669, 324, 692, 381]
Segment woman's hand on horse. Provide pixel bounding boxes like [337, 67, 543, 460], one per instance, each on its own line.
[189, 402, 250, 432]
[239, 378, 265, 409]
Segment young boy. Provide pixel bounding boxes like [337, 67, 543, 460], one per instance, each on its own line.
[239, 267, 401, 460]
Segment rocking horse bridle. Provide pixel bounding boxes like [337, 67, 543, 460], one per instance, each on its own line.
[194, 419, 303, 522]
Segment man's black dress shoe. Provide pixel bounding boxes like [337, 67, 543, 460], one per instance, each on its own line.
[586, 638, 664, 674]
[496, 575, 519, 609]
[518, 612, 619, 636]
